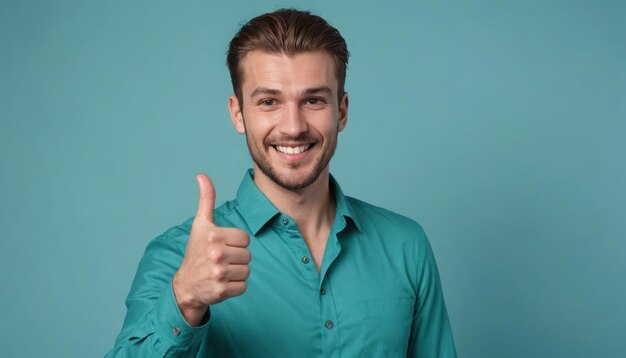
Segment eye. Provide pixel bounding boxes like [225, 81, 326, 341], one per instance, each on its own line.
[260, 99, 276, 106]
[306, 97, 326, 105]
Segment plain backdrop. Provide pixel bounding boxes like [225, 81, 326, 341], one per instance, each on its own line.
[1, 1, 624, 357]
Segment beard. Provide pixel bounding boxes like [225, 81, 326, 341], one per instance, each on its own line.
[243, 119, 339, 191]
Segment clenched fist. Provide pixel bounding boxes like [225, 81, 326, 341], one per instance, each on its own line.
[173, 174, 251, 326]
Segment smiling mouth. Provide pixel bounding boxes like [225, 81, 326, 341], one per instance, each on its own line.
[272, 144, 313, 155]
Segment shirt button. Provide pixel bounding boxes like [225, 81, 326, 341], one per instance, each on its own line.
[325, 320, 334, 329]
[172, 327, 181, 336]
[281, 218, 289, 225]
[320, 287, 326, 295]
[301, 256, 309, 264]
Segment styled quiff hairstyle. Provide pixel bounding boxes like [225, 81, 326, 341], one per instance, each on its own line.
[227, 9, 349, 106]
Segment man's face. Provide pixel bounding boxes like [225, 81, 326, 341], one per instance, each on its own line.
[229, 51, 348, 191]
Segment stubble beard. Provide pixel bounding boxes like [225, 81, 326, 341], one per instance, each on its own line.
[243, 121, 339, 191]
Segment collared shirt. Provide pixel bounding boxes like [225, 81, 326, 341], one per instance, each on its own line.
[107, 170, 457, 357]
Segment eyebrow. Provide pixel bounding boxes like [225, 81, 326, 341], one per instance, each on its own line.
[249, 86, 333, 98]
[250, 87, 281, 98]
[303, 86, 333, 96]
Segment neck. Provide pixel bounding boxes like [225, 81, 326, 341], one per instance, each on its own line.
[253, 166, 336, 236]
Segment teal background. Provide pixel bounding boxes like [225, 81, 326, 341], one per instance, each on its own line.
[1, 0, 624, 357]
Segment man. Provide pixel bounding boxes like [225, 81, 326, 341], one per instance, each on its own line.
[107, 9, 456, 357]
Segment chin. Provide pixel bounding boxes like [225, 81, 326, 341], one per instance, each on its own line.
[271, 168, 321, 190]
[254, 161, 323, 191]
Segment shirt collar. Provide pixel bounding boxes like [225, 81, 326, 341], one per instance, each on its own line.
[235, 169, 362, 236]
[330, 174, 362, 234]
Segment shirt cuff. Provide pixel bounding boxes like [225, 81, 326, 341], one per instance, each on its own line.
[153, 279, 210, 349]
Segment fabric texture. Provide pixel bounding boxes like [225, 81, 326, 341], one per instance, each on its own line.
[106, 169, 457, 357]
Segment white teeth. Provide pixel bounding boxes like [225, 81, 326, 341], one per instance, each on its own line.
[275, 145, 311, 154]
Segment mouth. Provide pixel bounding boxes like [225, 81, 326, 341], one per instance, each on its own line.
[272, 144, 313, 155]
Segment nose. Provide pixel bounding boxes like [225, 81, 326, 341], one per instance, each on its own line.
[278, 102, 308, 138]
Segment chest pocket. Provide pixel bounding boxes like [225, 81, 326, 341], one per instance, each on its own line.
[357, 297, 414, 356]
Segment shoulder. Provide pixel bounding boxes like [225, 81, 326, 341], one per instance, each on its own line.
[149, 216, 193, 253]
[347, 196, 426, 237]
[345, 195, 430, 257]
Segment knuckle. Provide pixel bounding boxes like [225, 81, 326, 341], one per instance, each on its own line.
[208, 248, 225, 263]
[211, 266, 226, 281]
[243, 265, 251, 279]
[213, 284, 227, 298]
[206, 230, 220, 243]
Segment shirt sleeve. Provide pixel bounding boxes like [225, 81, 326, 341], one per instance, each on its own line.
[407, 225, 457, 358]
[105, 235, 210, 357]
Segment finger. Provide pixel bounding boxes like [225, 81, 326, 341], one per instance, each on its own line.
[224, 246, 251, 264]
[223, 228, 250, 247]
[196, 174, 215, 223]
[225, 264, 251, 281]
[225, 281, 247, 297]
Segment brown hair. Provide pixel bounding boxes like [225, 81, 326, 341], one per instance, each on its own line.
[227, 8, 349, 106]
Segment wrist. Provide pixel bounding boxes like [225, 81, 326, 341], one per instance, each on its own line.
[173, 272, 209, 326]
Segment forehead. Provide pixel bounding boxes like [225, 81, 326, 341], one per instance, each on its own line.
[240, 51, 338, 95]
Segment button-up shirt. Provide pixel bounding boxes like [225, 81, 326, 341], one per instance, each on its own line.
[107, 170, 457, 357]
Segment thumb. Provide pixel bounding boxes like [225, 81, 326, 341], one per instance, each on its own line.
[195, 173, 216, 224]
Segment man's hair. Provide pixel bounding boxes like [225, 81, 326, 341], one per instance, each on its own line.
[227, 8, 349, 106]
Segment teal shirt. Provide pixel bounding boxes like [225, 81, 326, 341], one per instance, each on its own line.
[107, 170, 457, 357]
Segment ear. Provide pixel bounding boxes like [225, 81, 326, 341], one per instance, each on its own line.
[338, 92, 349, 132]
[228, 94, 245, 133]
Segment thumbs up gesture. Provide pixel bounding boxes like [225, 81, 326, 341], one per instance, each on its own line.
[173, 174, 251, 326]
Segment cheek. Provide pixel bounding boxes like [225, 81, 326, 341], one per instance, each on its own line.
[321, 121, 340, 138]
[243, 112, 273, 135]
[250, 107, 280, 123]
[249, 128, 276, 151]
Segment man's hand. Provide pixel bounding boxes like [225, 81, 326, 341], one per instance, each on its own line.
[173, 174, 251, 326]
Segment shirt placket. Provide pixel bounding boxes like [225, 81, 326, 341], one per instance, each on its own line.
[319, 236, 341, 358]
[275, 213, 342, 358]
